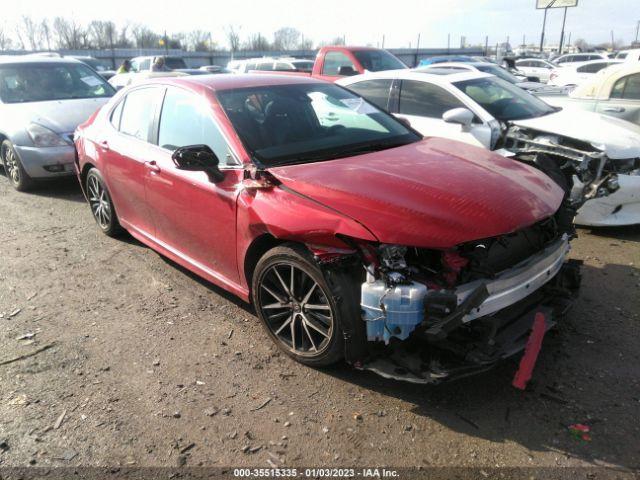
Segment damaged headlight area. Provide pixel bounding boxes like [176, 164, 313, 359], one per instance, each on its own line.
[351, 216, 581, 384]
[503, 126, 636, 208]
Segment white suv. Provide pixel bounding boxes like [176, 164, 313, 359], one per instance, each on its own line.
[553, 52, 608, 66]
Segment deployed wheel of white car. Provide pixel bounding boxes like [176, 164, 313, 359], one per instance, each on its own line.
[1, 140, 34, 192]
[252, 244, 354, 367]
[86, 168, 122, 237]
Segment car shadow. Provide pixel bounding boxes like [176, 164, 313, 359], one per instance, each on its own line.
[28, 177, 86, 203]
[318, 261, 640, 470]
[0, 169, 86, 203]
[577, 224, 640, 243]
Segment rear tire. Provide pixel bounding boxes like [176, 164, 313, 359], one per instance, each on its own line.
[1, 140, 34, 192]
[252, 244, 352, 367]
[85, 168, 122, 237]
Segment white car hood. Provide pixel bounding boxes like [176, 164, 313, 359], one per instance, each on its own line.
[512, 109, 640, 159]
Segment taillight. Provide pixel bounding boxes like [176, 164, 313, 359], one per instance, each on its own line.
[550, 71, 558, 81]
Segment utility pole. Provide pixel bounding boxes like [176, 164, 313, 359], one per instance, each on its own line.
[164, 30, 169, 55]
[566, 32, 571, 50]
[539, 0, 557, 53]
[382, 34, 385, 48]
[558, 6, 568, 54]
[484, 35, 489, 56]
[447, 33, 450, 53]
[635, 20, 639, 44]
[610, 30, 615, 50]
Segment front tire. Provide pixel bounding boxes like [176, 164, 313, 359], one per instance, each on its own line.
[1, 140, 34, 192]
[85, 168, 121, 237]
[252, 244, 348, 367]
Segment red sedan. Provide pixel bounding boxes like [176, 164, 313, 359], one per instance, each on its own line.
[75, 74, 580, 383]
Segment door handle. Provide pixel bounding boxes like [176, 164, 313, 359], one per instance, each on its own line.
[603, 107, 625, 113]
[99, 140, 110, 150]
[145, 160, 161, 173]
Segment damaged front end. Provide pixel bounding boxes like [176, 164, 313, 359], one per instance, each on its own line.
[337, 215, 582, 385]
[503, 126, 635, 210]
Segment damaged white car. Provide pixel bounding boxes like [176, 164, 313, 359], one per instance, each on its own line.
[339, 70, 640, 226]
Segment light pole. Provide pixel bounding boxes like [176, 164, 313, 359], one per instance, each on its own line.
[558, 6, 568, 55]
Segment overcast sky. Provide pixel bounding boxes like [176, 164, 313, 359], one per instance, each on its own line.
[3, 0, 640, 48]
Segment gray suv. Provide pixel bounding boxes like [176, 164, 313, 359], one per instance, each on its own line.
[0, 56, 115, 190]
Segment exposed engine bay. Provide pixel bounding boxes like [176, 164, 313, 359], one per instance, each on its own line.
[503, 125, 637, 209]
[324, 207, 582, 385]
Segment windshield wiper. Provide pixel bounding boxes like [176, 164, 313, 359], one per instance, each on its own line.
[276, 140, 409, 166]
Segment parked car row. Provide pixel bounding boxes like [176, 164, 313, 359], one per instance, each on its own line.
[339, 68, 640, 227]
[1, 47, 638, 386]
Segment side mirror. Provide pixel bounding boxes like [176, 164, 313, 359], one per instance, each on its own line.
[171, 144, 225, 183]
[443, 108, 474, 129]
[338, 65, 357, 76]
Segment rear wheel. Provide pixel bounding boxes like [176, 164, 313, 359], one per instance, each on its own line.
[1, 140, 34, 192]
[252, 244, 348, 367]
[86, 168, 121, 237]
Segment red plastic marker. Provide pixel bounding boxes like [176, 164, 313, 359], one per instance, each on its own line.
[512, 312, 547, 390]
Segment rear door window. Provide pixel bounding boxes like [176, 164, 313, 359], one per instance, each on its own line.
[399, 80, 466, 118]
[346, 79, 393, 110]
[611, 74, 640, 100]
[119, 88, 159, 141]
[322, 52, 357, 76]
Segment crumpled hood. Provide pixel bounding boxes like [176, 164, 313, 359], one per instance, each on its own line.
[512, 108, 640, 159]
[269, 138, 563, 249]
[4, 97, 110, 134]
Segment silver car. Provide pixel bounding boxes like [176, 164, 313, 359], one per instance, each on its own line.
[0, 56, 115, 191]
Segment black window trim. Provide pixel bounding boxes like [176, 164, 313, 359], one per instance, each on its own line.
[113, 85, 162, 143]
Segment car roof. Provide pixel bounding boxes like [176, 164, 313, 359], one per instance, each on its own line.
[559, 59, 623, 70]
[571, 62, 640, 99]
[558, 52, 605, 58]
[0, 55, 83, 66]
[516, 57, 551, 62]
[424, 61, 491, 68]
[338, 68, 492, 85]
[146, 73, 325, 91]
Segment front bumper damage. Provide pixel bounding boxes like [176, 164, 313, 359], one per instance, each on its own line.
[355, 237, 581, 384]
[503, 126, 627, 209]
[575, 170, 640, 226]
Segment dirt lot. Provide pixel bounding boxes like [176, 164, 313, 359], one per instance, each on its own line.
[0, 176, 638, 478]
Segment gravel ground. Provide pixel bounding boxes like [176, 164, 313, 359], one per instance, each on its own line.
[0, 176, 638, 478]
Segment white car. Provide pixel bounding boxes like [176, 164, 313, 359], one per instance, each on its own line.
[515, 58, 557, 83]
[553, 52, 609, 66]
[226, 57, 314, 74]
[548, 60, 622, 88]
[108, 71, 187, 90]
[418, 62, 553, 93]
[615, 49, 640, 63]
[338, 69, 640, 226]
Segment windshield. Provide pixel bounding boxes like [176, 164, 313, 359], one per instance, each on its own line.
[453, 76, 555, 121]
[474, 64, 521, 84]
[0, 63, 115, 104]
[217, 83, 420, 166]
[165, 57, 188, 69]
[352, 50, 407, 72]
